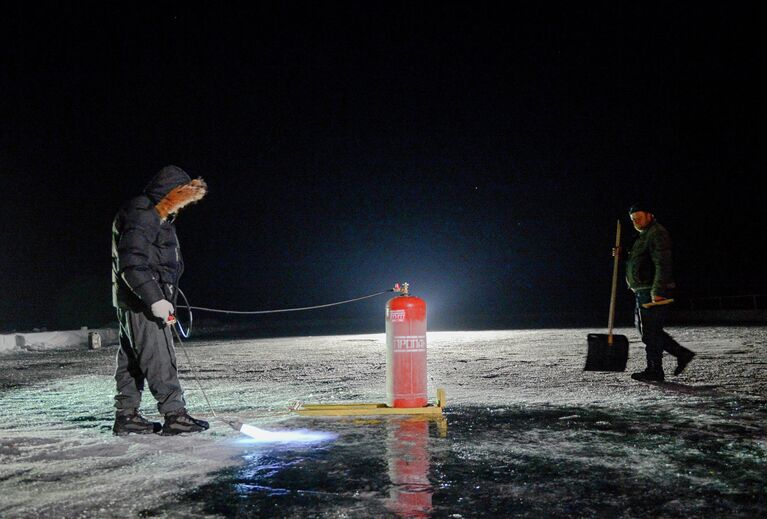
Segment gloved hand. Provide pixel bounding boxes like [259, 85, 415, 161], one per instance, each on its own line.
[150, 299, 175, 323]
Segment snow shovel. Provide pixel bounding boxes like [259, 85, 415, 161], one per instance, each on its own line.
[584, 220, 629, 371]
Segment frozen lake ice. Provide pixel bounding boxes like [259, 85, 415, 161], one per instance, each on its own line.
[0, 328, 765, 517]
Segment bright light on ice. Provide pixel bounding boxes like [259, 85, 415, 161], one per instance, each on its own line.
[238, 424, 337, 444]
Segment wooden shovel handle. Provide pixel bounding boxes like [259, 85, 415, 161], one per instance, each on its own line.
[607, 220, 621, 343]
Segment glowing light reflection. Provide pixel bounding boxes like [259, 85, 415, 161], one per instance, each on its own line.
[238, 424, 337, 444]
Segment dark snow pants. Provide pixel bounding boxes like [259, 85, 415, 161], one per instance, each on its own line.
[114, 307, 186, 415]
[634, 289, 691, 367]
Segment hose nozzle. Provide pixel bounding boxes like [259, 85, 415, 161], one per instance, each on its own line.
[224, 419, 243, 432]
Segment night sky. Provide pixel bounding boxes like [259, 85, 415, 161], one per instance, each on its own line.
[1, 3, 763, 333]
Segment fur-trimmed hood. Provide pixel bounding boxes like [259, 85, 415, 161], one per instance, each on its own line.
[144, 165, 207, 220]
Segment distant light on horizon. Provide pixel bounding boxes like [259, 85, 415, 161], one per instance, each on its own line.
[238, 424, 337, 444]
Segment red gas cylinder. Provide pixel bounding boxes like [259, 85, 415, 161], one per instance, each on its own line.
[386, 284, 427, 408]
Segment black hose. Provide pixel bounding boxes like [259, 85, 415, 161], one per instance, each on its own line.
[175, 288, 394, 338]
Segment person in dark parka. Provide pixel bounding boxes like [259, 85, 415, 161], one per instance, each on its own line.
[111, 165, 209, 435]
[624, 203, 695, 382]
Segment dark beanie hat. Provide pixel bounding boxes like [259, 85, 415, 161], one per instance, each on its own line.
[628, 202, 652, 214]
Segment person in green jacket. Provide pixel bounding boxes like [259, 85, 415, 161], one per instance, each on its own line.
[624, 203, 695, 381]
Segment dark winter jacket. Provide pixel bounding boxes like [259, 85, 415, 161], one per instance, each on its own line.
[625, 220, 675, 298]
[111, 166, 194, 311]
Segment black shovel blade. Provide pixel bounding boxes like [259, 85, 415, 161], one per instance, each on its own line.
[584, 333, 629, 371]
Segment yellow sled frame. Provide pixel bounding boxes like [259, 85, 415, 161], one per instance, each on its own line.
[294, 388, 446, 417]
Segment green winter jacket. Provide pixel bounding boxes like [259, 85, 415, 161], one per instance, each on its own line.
[625, 220, 675, 297]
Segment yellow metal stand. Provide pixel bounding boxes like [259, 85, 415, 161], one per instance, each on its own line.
[295, 388, 446, 417]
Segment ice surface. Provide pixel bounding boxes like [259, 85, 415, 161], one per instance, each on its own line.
[0, 328, 765, 517]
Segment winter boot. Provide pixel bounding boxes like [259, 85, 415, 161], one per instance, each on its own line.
[631, 360, 665, 382]
[162, 408, 210, 435]
[674, 350, 696, 376]
[113, 409, 162, 436]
